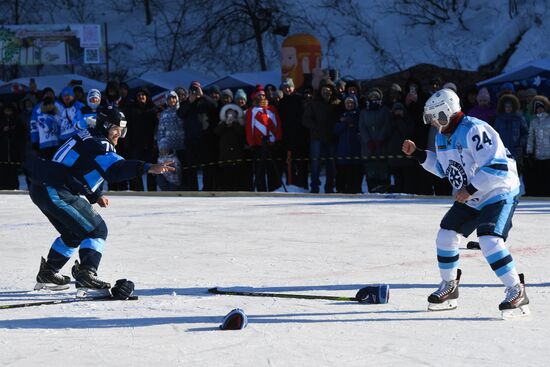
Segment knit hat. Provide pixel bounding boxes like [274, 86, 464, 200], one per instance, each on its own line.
[208, 84, 221, 94]
[61, 86, 74, 97]
[280, 78, 295, 89]
[390, 83, 402, 93]
[367, 87, 383, 100]
[221, 89, 233, 99]
[251, 84, 265, 100]
[476, 87, 491, 104]
[234, 89, 247, 102]
[500, 82, 515, 93]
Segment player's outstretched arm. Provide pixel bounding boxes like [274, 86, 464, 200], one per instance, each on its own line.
[147, 161, 176, 175]
[402, 140, 417, 155]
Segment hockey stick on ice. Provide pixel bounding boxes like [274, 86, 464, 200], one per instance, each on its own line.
[208, 287, 360, 302]
[0, 295, 138, 310]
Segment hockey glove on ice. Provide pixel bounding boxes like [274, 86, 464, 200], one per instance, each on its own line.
[111, 279, 135, 300]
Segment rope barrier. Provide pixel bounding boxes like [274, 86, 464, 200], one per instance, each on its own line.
[0, 154, 415, 169]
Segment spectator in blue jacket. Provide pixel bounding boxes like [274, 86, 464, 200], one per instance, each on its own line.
[334, 95, 363, 193]
[494, 94, 528, 174]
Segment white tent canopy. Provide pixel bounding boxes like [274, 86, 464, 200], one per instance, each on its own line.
[204, 70, 282, 90]
[4, 74, 106, 95]
[125, 68, 214, 91]
[477, 59, 550, 87]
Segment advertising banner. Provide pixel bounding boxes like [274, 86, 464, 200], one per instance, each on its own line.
[0, 24, 105, 65]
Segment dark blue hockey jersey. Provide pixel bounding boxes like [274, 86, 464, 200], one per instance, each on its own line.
[25, 128, 148, 203]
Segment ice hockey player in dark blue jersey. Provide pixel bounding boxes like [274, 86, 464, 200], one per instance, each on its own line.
[25, 106, 175, 293]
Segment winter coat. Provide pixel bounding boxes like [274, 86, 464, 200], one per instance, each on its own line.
[177, 95, 217, 143]
[30, 103, 60, 150]
[157, 106, 185, 152]
[0, 113, 25, 163]
[494, 112, 528, 163]
[302, 80, 341, 143]
[214, 121, 245, 164]
[359, 105, 392, 156]
[125, 99, 158, 153]
[526, 112, 550, 160]
[468, 104, 496, 126]
[277, 92, 308, 151]
[245, 106, 282, 147]
[334, 109, 362, 165]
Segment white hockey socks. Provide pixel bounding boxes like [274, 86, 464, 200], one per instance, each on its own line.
[479, 235, 519, 287]
[436, 229, 461, 281]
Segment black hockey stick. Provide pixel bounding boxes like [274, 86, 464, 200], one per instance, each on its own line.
[0, 295, 138, 310]
[208, 287, 360, 302]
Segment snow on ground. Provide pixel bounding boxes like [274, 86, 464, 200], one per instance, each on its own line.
[0, 193, 549, 366]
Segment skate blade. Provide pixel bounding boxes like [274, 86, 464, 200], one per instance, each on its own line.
[76, 288, 111, 299]
[428, 299, 458, 311]
[501, 305, 530, 319]
[34, 282, 70, 291]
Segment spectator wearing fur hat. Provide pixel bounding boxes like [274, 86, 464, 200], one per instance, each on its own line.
[468, 87, 496, 126]
[494, 94, 528, 175]
[215, 103, 249, 191]
[302, 78, 341, 193]
[334, 95, 363, 193]
[526, 96, 550, 196]
[245, 84, 283, 192]
[359, 87, 393, 193]
[461, 85, 479, 114]
[279, 77, 309, 190]
[265, 84, 279, 107]
[125, 87, 158, 191]
[156, 91, 185, 191]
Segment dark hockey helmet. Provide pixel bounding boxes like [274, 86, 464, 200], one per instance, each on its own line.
[96, 106, 127, 138]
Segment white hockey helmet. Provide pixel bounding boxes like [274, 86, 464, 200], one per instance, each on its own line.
[423, 88, 461, 132]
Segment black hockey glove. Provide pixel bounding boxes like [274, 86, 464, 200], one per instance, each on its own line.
[111, 279, 135, 300]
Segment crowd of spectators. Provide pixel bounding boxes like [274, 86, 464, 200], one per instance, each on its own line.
[0, 74, 549, 196]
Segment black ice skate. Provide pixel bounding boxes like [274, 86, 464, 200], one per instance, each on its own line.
[73, 261, 111, 298]
[499, 273, 530, 319]
[34, 257, 71, 291]
[428, 269, 461, 311]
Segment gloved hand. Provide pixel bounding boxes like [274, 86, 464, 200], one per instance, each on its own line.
[111, 279, 135, 300]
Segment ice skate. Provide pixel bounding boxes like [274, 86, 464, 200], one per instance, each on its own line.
[34, 257, 71, 291]
[73, 261, 111, 298]
[500, 273, 530, 319]
[428, 269, 461, 311]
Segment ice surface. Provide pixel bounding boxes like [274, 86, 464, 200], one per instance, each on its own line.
[0, 193, 548, 366]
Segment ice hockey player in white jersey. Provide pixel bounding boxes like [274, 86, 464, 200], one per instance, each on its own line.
[402, 88, 529, 318]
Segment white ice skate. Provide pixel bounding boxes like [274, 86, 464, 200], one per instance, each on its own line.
[500, 274, 530, 320]
[428, 269, 461, 311]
